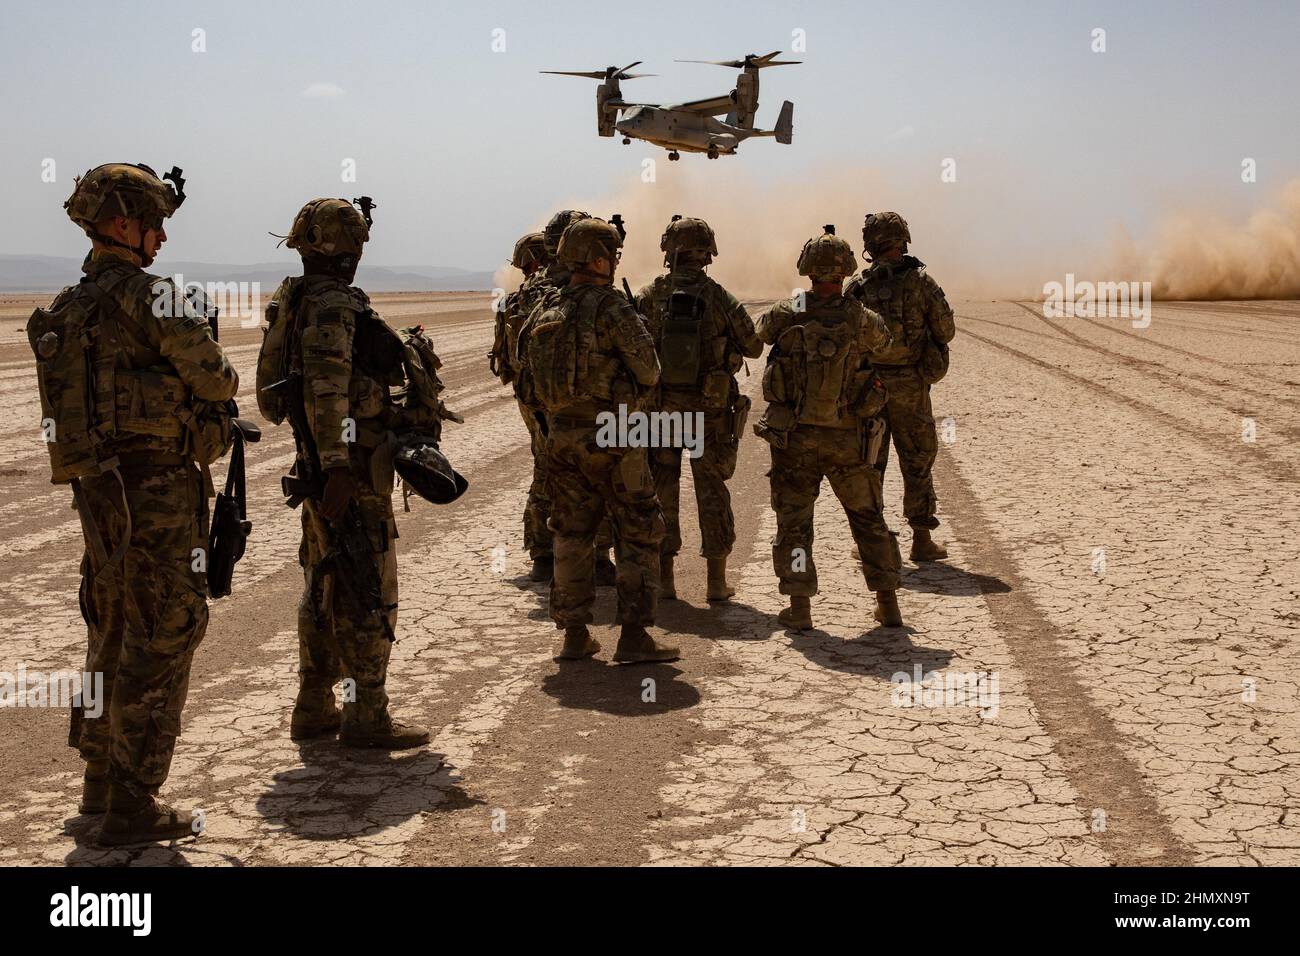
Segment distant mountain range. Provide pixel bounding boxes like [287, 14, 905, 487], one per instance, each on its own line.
[0, 255, 496, 293]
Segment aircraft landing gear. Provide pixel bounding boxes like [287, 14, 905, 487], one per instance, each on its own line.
[622, 137, 631, 144]
[667, 150, 680, 161]
[706, 145, 719, 159]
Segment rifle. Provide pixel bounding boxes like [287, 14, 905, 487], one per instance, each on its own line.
[182, 294, 260, 598]
[263, 373, 395, 640]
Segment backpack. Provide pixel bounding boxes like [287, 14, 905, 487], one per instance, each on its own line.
[255, 278, 305, 424]
[396, 324, 463, 441]
[797, 302, 861, 427]
[27, 278, 160, 483]
[524, 287, 600, 412]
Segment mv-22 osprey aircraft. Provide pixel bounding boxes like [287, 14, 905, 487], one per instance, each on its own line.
[543, 51, 797, 160]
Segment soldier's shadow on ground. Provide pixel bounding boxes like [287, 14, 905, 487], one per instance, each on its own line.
[542, 658, 699, 714]
[61, 814, 238, 867]
[253, 743, 479, 840]
[788, 624, 955, 682]
[656, 596, 780, 642]
[903, 561, 1011, 596]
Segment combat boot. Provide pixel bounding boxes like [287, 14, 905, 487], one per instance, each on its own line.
[340, 719, 431, 750]
[595, 550, 617, 586]
[79, 760, 109, 815]
[291, 686, 342, 741]
[290, 709, 342, 741]
[556, 624, 601, 660]
[873, 589, 904, 627]
[529, 555, 554, 582]
[613, 624, 680, 664]
[910, 528, 948, 562]
[778, 595, 812, 631]
[660, 555, 677, 600]
[706, 557, 735, 602]
[97, 787, 195, 846]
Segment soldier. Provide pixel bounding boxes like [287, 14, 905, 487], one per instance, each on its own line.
[635, 216, 762, 601]
[753, 227, 903, 631]
[32, 163, 238, 844]
[513, 209, 617, 585]
[490, 231, 553, 580]
[844, 212, 955, 561]
[523, 218, 678, 663]
[261, 198, 433, 749]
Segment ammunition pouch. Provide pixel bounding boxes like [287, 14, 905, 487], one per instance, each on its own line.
[753, 401, 797, 449]
[849, 368, 889, 420]
[919, 337, 950, 385]
[115, 369, 188, 440]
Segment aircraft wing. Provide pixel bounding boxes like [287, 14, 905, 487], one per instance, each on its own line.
[665, 93, 736, 116]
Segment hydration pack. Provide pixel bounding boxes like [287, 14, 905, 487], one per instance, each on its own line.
[659, 289, 706, 387]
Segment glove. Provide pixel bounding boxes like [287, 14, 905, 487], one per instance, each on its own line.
[320, 467, 357, 522]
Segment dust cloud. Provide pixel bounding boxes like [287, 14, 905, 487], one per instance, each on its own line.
[495, 164, 1018, 300]
[496, 166, 1300, 303]
[1110, 179, 1300, 300]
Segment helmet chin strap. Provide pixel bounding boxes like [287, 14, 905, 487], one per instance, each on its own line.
[88, 227, 150, 266]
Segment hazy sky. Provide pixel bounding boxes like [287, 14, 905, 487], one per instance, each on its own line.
[3, 0, 1297, 278]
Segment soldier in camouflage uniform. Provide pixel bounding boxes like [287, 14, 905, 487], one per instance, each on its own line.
[523, 218, 678, 663]
[40, 163, 238, 844]
[512, 210, 617, 584]
[754, 228, 904, 630]
[635, 216, 762, 602]
[490, 231, 553, 579]
[844, 212, 955, 561]
[268, 198, 429, 749]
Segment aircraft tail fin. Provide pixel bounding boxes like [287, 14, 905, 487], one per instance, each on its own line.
[775, 100, 793, 144]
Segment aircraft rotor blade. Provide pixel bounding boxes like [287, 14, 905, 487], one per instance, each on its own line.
[675, 52, 801, 69]
[541, 70, 609, 79]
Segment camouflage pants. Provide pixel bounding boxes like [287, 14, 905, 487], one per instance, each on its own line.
[769, 424, 901, 595]
[296, 467, 398, 732]
[873, 365, 940, 530]
[72, 463, 209, 798]
[545, 423, 663, 628]
[518, 400, 553, 559]
[651, 404, 738, 559]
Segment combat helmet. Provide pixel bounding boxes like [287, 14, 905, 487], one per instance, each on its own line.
[797, 225, 857, 279]
[861, 211, 911, 256]
[511, 232, 547, 270]
[64, 163, 186, 263]
[543, 209, 590, 258]
[660, 215, 718, 266]
[284, 198, 371, 258]
[556, 217, 622, 269]
[395, 436, 469, 505]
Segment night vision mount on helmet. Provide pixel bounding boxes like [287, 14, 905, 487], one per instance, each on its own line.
[798, 225, 857, 279]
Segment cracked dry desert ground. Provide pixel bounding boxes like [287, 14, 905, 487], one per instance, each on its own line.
[0, 292, 1297, 867]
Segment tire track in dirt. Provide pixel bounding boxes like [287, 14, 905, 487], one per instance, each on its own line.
[931, 443, 1194, 865]
[954, 322, 1298, 485]
[1008, 302, 1300, 406]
